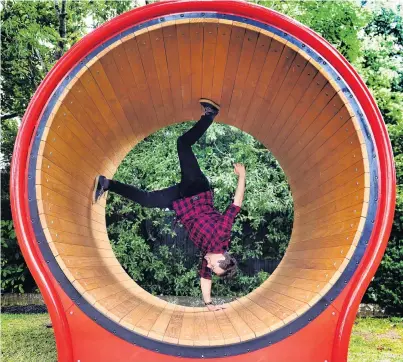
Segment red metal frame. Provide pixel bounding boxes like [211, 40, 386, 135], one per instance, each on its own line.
[10, 1, 395, 361]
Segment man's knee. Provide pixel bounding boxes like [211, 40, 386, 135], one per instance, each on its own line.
[177, 135, 189, 149]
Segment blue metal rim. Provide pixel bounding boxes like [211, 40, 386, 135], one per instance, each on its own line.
[27, 12, 378, 358]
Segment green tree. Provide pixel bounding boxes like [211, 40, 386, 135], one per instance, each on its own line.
[354, 5, 403, 315]
[0, 0, 133, 293]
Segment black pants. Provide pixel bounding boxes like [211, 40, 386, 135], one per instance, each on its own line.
[108, 115, 214, 210]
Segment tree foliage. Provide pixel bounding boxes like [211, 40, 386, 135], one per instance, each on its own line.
[107, 123, 291, 296]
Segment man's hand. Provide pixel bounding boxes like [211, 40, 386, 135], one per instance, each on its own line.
[234, 163, 246, 177]
[206, 303, 227, 311]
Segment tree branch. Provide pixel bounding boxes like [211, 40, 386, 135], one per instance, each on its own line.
[1, 113, 19, 121]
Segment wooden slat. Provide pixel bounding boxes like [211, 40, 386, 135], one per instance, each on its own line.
[265, 62, 318, 146]
[295, 170, 367, 210]
[109, 296, 143, 321]
[45, 228, 110, 250]
[69, 265, 125, 280]
[49, 113, 114, 177]
[292, 158, 366, 202]
[228, 28, 260, 126]
[292, 217, 363, 241]
[270, 72, 328, 153]
[148, 26, 176, 123]
[216, 25, 246, 122]
[240, 293, 285, 329]
[163, 25, 183, 119]
[295, 172, 366, 209]
[123, 36, 166, 125]
[284, 245, 354, 260]
[193, 310, 210, 345]
[176, 20, 193, 120]
[235, 32, 272, 127]
[121, 299, 153, 330]
[295, 202, 366, 229]
[290, 106, 352, 174]
[59, 255, 120, 269]
[98, 289, 140, 323]
[278, 257, 345, 271]
[257, 50, 306, 143]
[279, 90, 343, 167]
[202, 20, 218, 101]
[229, 299, 272, 336]
[223, 304, 255, 341]
[39, 201, 105, 232]
[293, 164, 366, 205]
[179, 307, 195, 345]
[287, 231, 356, 251]
[214, 309, 240, 344]
[203, 310, 225, 345]
[272, 266, 339, 282]
[62, 92, 121, 166]
[149, 306, 175, 341]
[38, 186, 104, 223]
[136, 305, 164, 335]
[80, 61, 141, 148]
[211, 21, 232, 105]
[254, 286, 309, 315]
[276, 85, 338, 164]
[50, 104, 116, 173]
[249, 43, 298, 139]
[257, 52, 309, 141]
[163, 306, 185, 344]
[267, 274, 330, 294]
[189, 22, 204, 119]
[241, 37, 284, 132]
[50, 243, 114, 259]
[68, 79, 129, 159]
[108, 45, 158, 133]
[292, 140, 364, 189]
[73, 272, 130, 292]
[291, 118, 364, 180]
[247, 292, 297, 322]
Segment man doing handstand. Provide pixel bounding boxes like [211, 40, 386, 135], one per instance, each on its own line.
[93, 99, 246, 311]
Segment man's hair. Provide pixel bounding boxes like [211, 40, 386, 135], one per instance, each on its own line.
[217, 253, 237, 279]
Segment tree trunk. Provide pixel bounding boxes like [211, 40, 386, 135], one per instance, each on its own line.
[54, 0, 67, 60]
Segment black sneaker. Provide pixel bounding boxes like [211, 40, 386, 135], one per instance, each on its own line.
[93, 175, 108, 204]
[200, 98, 220, 118]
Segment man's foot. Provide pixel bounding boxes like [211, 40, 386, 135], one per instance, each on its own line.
[93, 175, 109, 204]
[200, 98, 220, 118]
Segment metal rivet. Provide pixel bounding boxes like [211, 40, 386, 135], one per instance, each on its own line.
[70, 311, 73, 315]
[46, 260, 49, 263]
[180, 14, 184, 17]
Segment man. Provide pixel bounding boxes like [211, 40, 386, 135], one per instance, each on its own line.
[93, 99, 246, 311]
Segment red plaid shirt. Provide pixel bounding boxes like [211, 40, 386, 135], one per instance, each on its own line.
[172, 190, 241, 280]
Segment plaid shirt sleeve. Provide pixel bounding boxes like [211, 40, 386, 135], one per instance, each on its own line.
[223, 203, 241, 226]
[199, 257, 212, 280]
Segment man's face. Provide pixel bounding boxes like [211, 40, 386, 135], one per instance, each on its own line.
[204, 254, 225, 275]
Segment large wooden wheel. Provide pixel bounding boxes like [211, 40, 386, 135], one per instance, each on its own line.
[11, 1, 395, 361]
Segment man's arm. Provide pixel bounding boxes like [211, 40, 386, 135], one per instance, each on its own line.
[233, 163, 246, 207]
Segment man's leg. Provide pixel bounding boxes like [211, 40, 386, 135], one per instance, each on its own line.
[96, 177, 181, 209]
[177, 114, 214, 183]
[177, 100, 220, 197]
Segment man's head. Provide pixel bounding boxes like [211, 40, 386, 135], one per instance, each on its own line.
[205, 252, 237, 279]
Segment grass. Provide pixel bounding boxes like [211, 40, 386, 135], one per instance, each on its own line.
[1, 314, 57, 362]
[348, 317, 403, 362]
[1, 314, 402, 361]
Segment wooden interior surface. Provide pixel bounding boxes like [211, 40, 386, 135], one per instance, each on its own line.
[36, 19, 370, 346]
